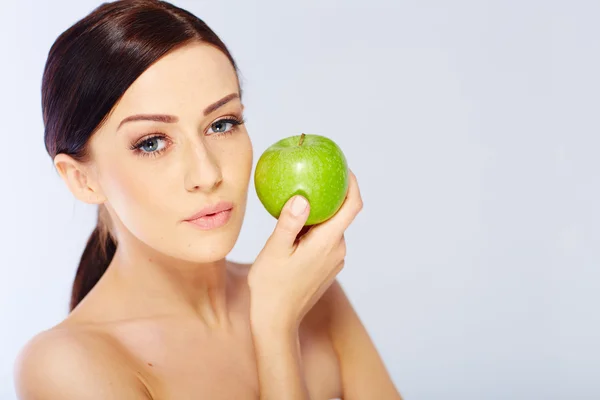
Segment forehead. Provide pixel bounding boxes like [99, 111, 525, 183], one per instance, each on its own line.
[109, 42, 239, 122]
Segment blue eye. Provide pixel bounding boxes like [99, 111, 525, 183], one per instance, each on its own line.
[139, 137, 167, 153]
[130, 135, 170, 158]
[207, 117, 244, 136]
[209, 121, 233, 134]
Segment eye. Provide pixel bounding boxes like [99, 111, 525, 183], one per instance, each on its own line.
[206, 117, 244, 136]
[129, 134, 170, 158]
[138, 136, 167, 153]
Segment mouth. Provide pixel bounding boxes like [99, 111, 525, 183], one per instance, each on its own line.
[186, 208, 232, 230]
[185, 201, 234, 230]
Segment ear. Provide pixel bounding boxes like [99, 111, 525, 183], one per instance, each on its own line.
[54, 154, 106, 205]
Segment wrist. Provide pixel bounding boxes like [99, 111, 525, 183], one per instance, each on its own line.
[250, 307, 298, 338]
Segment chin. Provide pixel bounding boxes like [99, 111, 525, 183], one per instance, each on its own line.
[174, 217, 242, 263]
[149, 234, 235, 265]
[122, 204, 245, 265]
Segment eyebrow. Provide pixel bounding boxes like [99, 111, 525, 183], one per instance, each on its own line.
[117, 92, 240, 130]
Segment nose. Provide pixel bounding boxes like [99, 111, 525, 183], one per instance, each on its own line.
[183, 140, 223, 193]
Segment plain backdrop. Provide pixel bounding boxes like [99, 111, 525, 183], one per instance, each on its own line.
[1, 0, 599, 399]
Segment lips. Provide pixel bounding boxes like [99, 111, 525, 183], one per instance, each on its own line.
[185, 201, 234, 222]
[186, 208, 233, 230]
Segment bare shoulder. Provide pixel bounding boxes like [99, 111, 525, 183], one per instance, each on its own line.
[307, 279, 349, 325]
[14, 326, 151, 399]
[317, 279, 404, 399]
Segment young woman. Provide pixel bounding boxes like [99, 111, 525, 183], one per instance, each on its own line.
[14, 1, 401, 398]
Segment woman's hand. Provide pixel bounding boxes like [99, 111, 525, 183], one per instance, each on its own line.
[248, 169, 363, 332]
[248, 169, 363, 399]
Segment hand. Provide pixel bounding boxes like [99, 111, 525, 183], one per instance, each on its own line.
[248, 169, 363, 332]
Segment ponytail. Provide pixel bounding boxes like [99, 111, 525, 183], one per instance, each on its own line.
[69, 205, 116, 311]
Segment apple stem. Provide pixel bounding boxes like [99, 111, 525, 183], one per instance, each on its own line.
[299, 133, 305, 146]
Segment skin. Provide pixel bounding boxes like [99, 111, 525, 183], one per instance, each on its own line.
[14, 42, 401, 399]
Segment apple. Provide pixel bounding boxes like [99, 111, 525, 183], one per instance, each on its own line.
[254, 133, 349, 226]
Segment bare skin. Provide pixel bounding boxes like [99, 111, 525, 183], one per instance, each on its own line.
[14, 42, 401, 399]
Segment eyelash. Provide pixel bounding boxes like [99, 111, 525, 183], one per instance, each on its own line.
[129, 115, 246, 158]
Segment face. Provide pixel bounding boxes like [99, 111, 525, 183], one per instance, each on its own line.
[82, 42, 253, 263]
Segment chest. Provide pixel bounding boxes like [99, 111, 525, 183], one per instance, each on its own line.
[111, 320, 342, 400]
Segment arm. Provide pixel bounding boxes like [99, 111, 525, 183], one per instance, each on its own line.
[247, 170, 365, 399]
[250, 315, 310, 399]
[324, 280, 403, 400]
[14, 330, 151, 400]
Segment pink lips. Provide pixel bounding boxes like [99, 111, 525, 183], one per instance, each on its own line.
[185, 201, 233, 230]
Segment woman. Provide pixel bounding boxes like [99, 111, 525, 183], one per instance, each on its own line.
[14, 1, 401, 398]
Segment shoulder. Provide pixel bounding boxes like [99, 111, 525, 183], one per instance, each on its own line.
[311, 278, 352, 324]
[317, 279, 404, 399]
[14, 326, 151, 399]
[297, 279, 352, 338]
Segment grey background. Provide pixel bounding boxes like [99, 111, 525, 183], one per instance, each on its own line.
[1, 0, 598, 399]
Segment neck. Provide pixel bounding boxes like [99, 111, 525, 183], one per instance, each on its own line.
[107, 235, 233, 329]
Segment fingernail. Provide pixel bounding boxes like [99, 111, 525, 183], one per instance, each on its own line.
[291, 196, 308, 216]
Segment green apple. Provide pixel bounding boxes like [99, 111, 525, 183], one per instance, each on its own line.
[254, 133, 349, 226]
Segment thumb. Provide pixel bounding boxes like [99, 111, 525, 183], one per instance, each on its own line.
[266, 195, 310, 253]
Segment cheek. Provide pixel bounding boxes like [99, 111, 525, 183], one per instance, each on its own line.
[104, 163, 168, 206]
[221, 133, 253, 183]
[99, 158, 179, 238]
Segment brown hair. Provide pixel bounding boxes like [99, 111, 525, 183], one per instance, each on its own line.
[41, 0, 241, 311]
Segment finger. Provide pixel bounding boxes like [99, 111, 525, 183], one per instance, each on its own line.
[336, 259, 345, 273]
[336, 235, 347, 260]
[308, 169, 363, 240]
[294, 224, 313, 244]
[331, 259, 345, 277]
[265, 195, 310, 255]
